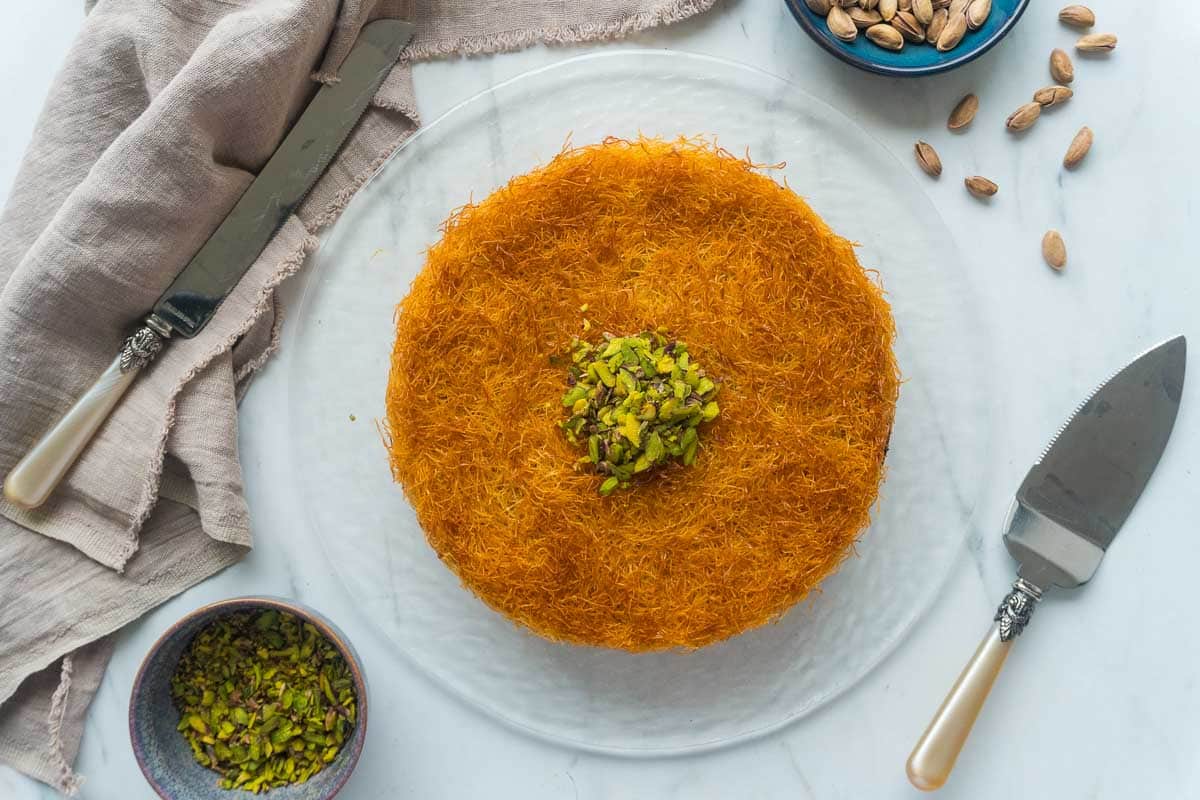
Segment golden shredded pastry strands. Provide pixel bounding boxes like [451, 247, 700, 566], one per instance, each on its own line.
[385, 136, 899, 652]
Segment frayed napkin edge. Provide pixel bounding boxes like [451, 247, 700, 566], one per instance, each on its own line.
[402, 0, 718, 61]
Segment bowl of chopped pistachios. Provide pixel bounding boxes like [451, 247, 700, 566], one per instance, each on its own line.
[129, 597, 366, 799]
[784, 0, 1030, 77]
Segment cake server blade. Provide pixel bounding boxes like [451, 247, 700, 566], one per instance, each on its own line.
[1005, 335, 1186, 589]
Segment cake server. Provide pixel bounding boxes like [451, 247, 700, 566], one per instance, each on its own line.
[2, 20, 413, 510]
[906, 335, 1186, 791]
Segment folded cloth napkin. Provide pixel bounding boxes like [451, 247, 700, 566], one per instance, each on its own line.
[0, 0, 715, 792]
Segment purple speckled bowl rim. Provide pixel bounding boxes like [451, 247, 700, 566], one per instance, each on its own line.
[129, 596, 368, 800]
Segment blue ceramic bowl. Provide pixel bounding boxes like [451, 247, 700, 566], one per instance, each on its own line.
[130, 597, 368, 800]
[784, 0, 1030, 77]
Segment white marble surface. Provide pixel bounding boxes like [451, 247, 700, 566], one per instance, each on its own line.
[3, 2, 1199, 798]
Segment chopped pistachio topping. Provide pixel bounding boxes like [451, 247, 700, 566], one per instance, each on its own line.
[170, 610, 357, 793]
[560, 331, 721, 494]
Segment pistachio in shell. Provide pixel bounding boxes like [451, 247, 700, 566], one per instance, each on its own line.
[948, 93, 979, 130]
[1042, 230, 1067, 270]
[1050, 48, 1075, 83]
[914, 141, 943, 177]
[965, 175, 998, 198]
[1063, 126, 1093, 168]
[867, 22, 905, 50]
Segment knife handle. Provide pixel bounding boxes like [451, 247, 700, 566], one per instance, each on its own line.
[2, 320, 169, 510]
[906, 579, 1043, 791]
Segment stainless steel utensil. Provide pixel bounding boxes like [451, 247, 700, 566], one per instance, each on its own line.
[907, 335, 1187, 790]
[2, 20, 414, 509]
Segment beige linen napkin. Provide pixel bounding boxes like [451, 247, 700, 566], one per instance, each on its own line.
[0, 0, 715, 792]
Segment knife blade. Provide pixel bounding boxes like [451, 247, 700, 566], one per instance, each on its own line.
[907, 336, 1186, 791]
[2, 19, 414, 510]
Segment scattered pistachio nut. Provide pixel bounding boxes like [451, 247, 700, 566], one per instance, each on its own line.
[948, 93, 979, 129]
[805, 0, 832, 13]
[1006, 101, 1042, 132]
[899, 0, 912, 9]
[936, 11, 967, 51]
[1050, 48, 1075, 83]
[1076, 32, 1117, 52]
[1042, 230, 1067, 270]
[560, 331, 721, 494]
[926, 8, 949, 43]
[965, 0, 991, 30]
[914, 140, 943, 177]
[1063, 126, 1093, 168]
[861, 0, 880, 9]
[965, 176, 998, 198]
[827, 4, 859, 41]
[170, 610, 358, 792]
[1058, 4, 1095, 27]
[867, 23, 905, 50]
[1033, 85, 1073, 107]
[879, 0, 898, 20]
[949, 0, 969, 13]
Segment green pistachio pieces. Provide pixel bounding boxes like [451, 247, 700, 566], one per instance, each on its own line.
[559, 331, 721, 494]
[170, 610, 357, 793]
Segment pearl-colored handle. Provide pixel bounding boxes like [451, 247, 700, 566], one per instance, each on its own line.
[3, 354, 140, 509]
[906, 626, 1012, 791]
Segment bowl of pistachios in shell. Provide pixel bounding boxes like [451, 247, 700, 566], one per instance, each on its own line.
[129, 597, 366, 799]
[784, 0, 1029, 77]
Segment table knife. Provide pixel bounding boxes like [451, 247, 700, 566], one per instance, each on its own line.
[2, 20, 413, 510]
[907, 335, 1186, 790]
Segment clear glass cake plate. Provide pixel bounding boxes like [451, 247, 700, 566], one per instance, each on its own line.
[286, 50, 994, 755]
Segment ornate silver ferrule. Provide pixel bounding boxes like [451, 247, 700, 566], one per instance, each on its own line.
[994, 578, 1043, 642]
[119, 314, 172, 373]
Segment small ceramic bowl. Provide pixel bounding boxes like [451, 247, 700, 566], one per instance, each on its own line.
[784, 0, 1030, 77]
[130, 597, 367, 800]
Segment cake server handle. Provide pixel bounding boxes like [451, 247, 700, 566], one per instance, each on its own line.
[905, 579, 1042, 791]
